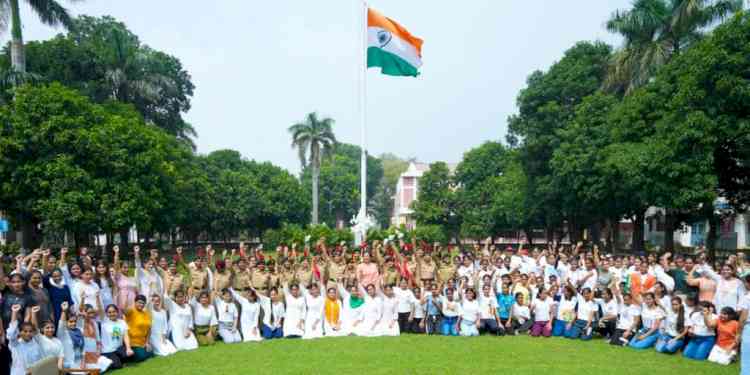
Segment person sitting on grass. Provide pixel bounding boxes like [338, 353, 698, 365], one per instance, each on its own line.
[564, 288, 596, 340]
[508, 293, 532, 335]
[683, 301, 718, 361]
[530, 288, 555, 337]
[707, 306, 739, 365]
[191, 291, 218, 345]
[629, 293, 665, 349]
[654, 296, 688, 354]
[124, 294, 153, 362]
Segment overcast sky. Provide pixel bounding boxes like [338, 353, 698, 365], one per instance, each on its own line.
[4, 1, 631, 174]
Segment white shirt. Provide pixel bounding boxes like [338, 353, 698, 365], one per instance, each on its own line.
[440, 295, 460, 318]
[193, 303, 218, 326]
[478, 294, 498, 320]
[512, 304, 531, 322]
[531, 297, 555, 322]
[556, 297, 577, 322]
[460, 299, 480, 321]
[640, 305, 665, 329]
[662, 309, 682, 337]
[598, 298, 619, 318]
[457, 265, 475, 279]
[394, 287, 415, 314]
[687, 312, 717, 336]
[617, 303, 641, 330]
[215, 299, 238, 324]
[575, 295, 597, 321]
[100, 319, 128, 354]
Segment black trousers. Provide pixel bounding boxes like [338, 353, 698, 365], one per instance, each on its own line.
[398, 312, 411, 333]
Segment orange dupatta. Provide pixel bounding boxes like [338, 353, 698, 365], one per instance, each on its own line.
[325, 298, 340, 325]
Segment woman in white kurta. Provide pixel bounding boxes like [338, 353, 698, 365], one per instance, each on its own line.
[165, 291, 198, 351]
[354, 283, 384, 337]
[301, 283, 325, 339]
[214, 290, 242, 343]
[701, 263, 746, 311]
[135, 252, 164, 301]
[337, 283, 365, 336]
[148, 294, 177, 356]
[377, 285, 400, 336]
[229, 288, 262, 342]
[282, 282, 307, 337]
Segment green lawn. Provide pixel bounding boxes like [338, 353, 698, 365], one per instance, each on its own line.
[116, 335, 739, 375]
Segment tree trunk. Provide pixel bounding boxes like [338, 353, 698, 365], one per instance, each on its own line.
[632, 211, 646, 254]
[590, 221, 602, 247]
[707, 214, 719, 254]
[664, 208, 675, 252]
[312, 160, 320, 225]
[9, 0, 25, 73]
[119, 229, 130, 252]
[610, 216, 621, 253]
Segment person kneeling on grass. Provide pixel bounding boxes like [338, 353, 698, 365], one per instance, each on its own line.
[654, 296, 688, 354]
[439, 287, 460, 336]
[707, 307, 739, 365]
[124, 295, 154, 362]
[564, 288, 596, 340]
[457, 287, 480, 336]
[629, 293, 665, 349]
[215, 289, 242, 343]
[552, 286, 577, 337]
[683, 301, 718, 361]
[100, 304, 133, 370]
[191, 291, 218, 345]
[507, 293, 532, 335]
[610, 284, 640, 346]
[530, 288, 554, 337]
[477, 284, 499, 335]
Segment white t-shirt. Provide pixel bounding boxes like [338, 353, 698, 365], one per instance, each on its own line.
[616, 303, 641, 330]
[193, 303, 218, 326]
[578, 269, 598, 291]
[598, 299, 619, 319]
[556, 297, 577, 322]
[412, 296, 426, 319]
[531, 297, 554, 322]
[575, 295, 597, 321]
[478, 294, 498, 320]
[460, 299, 480, 322]
[457, 265, 474, 279]
[100, 319, 128, 354]
[662, 309, 682, 337]
[394, 287, 415, 314]
[687, 312, 717, 336]
[640, 305, 665, 329]
[440, 295, 460, 318]
[215, 299, 238, 324]
[512, 304, 531, 322]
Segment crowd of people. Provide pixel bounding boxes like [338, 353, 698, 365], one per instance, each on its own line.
[0, 236, 749, 374]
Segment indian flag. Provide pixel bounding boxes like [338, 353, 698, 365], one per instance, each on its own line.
[367, 8, 423, 77]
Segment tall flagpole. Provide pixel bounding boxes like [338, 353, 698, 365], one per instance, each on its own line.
[359, 0, 368, 237]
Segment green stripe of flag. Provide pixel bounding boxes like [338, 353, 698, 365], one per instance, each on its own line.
[367, 47, 419, 77]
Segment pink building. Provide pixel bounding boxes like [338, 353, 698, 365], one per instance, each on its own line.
[391, 162, 456, 229]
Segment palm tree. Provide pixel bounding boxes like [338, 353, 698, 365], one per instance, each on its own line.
[0, 0, 78, 72]
[288, 112, 337, 225]
[605, 0, 742, 94]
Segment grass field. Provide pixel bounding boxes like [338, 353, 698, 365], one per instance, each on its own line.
[115, 335, 739, 375]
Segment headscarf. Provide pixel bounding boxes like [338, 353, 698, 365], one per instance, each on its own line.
[68, 327, 84, 349]
[349, 295, 365, 309]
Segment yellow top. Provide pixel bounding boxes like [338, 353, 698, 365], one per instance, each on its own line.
[125, 308, 152, 347]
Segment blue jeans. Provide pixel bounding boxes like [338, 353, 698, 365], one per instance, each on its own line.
[683, 335, 716, 360]
[654, 333, 684, 353]
[564, 319, 592, 340]
[441, 316, 458, 336]
[629, 328, 659, 349]
[261, 324, 283, 339]
[741, 324, 750, 375]
[552, 319, 569, 337]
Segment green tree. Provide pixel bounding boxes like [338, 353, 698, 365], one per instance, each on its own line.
[289, 112, 337, 225]
[507, 41, 612, 242]
[0, 0, 77, 72]
[300, 143, 382, 227]
[605, 0, 742, 94]
[411, 162, 460, 241]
